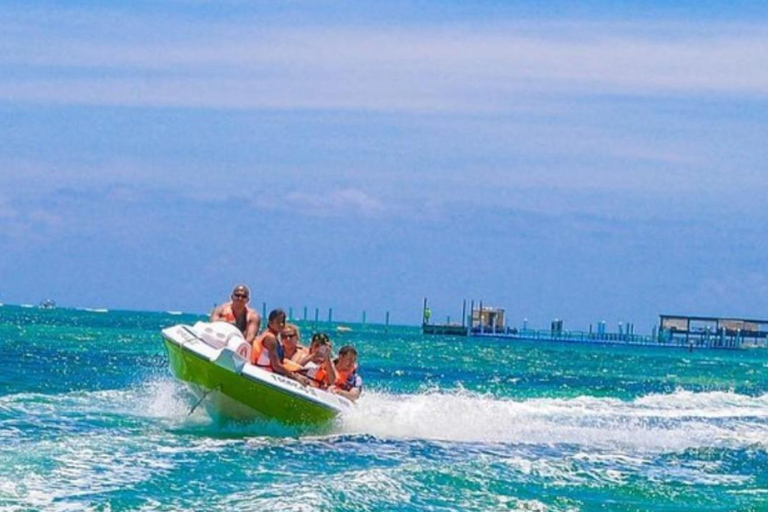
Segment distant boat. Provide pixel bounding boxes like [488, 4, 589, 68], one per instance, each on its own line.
[20, 304, 34, 308]
[83, 308, 109, 313]
[38, 299, 57, 309]
[166, 311, 184, 315]
[336, 326, 353, 333]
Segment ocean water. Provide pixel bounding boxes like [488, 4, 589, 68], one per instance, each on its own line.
[2, 306, 768, 511]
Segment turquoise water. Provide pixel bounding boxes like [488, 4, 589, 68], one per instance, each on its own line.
[2, 306, 768, 511]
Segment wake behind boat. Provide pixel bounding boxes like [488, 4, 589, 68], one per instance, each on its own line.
[161, 322, 353, 425]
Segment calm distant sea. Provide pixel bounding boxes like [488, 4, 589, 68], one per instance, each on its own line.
[2, 305, 768, 511]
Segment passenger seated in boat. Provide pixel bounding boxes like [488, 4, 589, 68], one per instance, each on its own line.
[209, 284, 260, 343]
[281, 323, 306, 362]
[328, 345, 363, 402]
[294, 332, 330, 366]
[298, 333, 337, 388]
[279, 323, 309, 372]
[251, 309, 311, 386]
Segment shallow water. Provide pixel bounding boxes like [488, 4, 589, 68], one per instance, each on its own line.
[2, 305, 768, 511]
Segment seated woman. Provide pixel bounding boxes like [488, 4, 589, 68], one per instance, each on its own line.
[281, 323, 307, 365]
[251, 309, 310, 386]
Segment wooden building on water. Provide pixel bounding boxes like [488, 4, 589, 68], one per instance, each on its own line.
[659, 314, 768, 349]
[421, 298, 507, 336]
[470, 304, 507, 334]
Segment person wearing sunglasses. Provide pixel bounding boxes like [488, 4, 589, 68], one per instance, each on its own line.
[209, 284, 261, 344]
[251, 309, 311, 386]
[280, 323, 307, 368]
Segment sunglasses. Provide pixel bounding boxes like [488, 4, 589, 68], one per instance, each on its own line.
[232, 293, 249, 299]
[283, 333, 297, 339]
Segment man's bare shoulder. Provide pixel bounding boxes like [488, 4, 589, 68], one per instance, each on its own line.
[210, 303, 226, 319]
[215, 302, 234, 313]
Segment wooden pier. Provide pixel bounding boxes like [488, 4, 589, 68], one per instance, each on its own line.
[421, 297, 768, 350]
[473, 327, 761, 350]
[422, 324, 469, 336]
[421, 297, 470, 336]
[657, 314, 768, 350]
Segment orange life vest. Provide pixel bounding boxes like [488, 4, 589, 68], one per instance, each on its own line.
[304, 364, 330, 388]
[311, 363, 357, 389]
[334, 365, 357, 388]
[221, 306, 247, 334]
[250, 335, 285, 372]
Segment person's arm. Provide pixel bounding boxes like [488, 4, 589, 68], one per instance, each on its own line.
[244, 311, 259, 344]
[264, 336, 311, 386]
[209, 305, 223, 322]
[331, 374, 362, 401]
[323, 358, 338, 389]
[332, 386, 361, 402]
[295, 350, 313, 366]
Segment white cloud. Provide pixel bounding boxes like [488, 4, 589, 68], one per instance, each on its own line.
[1, 19, 767, 111]
[265, 188, 386, 217]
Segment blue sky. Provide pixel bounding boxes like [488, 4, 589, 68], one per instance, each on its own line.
[1, 1, 767, 329]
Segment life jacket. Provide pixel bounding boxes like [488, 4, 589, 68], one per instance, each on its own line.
[302, 362, 329, 388]
[251, 335, 284, 371]
[280, 345, 306, 372]
[222, 306, 248, 334]
[310, 363, 358, 389]
[334, 364, 358, 390]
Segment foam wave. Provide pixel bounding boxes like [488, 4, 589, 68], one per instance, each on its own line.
[4, 382, 768, 452]
[0, 378, 316, 440]
[2, 383, 767, 510]
[339, 389, 768, 451]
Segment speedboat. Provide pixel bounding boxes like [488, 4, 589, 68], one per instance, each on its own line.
[161, 322, 353, 425]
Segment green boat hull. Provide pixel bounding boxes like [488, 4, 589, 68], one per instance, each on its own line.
[164, 338, 339, 426]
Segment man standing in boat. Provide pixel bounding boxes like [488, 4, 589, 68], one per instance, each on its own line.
[210, 284, 260, 344]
